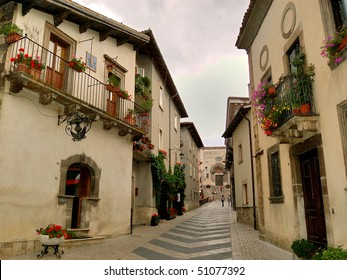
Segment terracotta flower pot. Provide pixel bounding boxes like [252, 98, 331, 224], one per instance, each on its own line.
[267, 86, 276, 95]
[300, 104, 311, 114]
[6, 32, 21, 44]
[124, 115, 136, 125]
[292, 108, 301, 116]
[338, 37, 347, 51]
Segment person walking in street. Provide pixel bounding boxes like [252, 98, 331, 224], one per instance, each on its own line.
[221, 195, 225, 207]
[227, 194, 231, 207]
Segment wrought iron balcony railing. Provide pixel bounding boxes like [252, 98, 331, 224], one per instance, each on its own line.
[275, 73, 316, 123]
[7, 36, 149, 133]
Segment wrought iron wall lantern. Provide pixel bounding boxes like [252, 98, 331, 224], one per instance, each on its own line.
[58, 112, 95, 141]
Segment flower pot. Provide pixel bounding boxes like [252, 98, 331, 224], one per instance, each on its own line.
[124, 115, 136, 125]
[292, 108, 301, 116]
[6, 32, 21, 44]
[106, 84, 120, 94]
[28, 67, 41, 79]
[338, 36, 347, 51]
[150, 216, 160, 226]
[300, 104, 311, 114]
[17, 63, 28, 72]
[38, 234, 65, 245]
[117, 91, 128, 99]
[68, 61, 82, 72]
[267, 86, 276, 95]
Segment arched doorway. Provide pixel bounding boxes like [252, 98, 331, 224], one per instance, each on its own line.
[65, 163, 91, 228]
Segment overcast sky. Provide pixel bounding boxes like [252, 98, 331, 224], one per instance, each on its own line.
[74, 0, 250, 147]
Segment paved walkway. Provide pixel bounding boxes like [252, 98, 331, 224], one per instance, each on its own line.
[7, 201, 292, 260]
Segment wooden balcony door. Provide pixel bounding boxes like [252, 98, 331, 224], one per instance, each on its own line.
[300, 149, 327, 246]
[46, 34, 69, 90]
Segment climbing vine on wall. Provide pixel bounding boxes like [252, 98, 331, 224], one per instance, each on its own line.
[150, 154, 186, 209]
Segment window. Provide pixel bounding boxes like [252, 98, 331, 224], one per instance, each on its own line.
[174, 112, 178, 131]
[159, 128, 163, 149]
[159, 85, 163, 109]
[337, 100, 347, 177]
[331, 0, 347, 27]
[238, 143, 243, 163]
[287, 40, 302, 74]
[268, 145, 284, 203]
[242, 183, 248, 205]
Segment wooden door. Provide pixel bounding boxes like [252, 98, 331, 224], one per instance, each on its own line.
[67, 164, 90, 229]
[300, 149, 327, 246]
[46, 34, 68, 90]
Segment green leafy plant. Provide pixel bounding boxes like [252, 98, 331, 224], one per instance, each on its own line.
[135, 74, 151, 98]
[320, 246, 347, 260]
[0, 22, 23, 36]
[127, 108, 135, 116]
[108, 74, 120, 87]
[291, 239, 317, 260]
[141, 97, 153, 111]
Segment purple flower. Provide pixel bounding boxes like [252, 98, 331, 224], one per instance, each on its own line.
[335, 56, 343, 64]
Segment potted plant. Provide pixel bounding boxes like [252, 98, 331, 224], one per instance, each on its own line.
[68, 55, 86, 72]
[166, 207, 177, 220]
[124, 108, 136, 125]
[0, 22, 23, 44]
[320, 246, 347, 260]
[140, 97, 153, 111]
[291, 239, 317, 260]
[106, 74, 121, 93]
[118, 89, 131, 100]
[150, 214, 160, 226]
[135, 74, 151, 98]
[10, 48, 45, 78]
[36, 223, 66, 245]
[321, 25, 347, 65]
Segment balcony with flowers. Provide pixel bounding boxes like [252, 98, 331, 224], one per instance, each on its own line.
[252, 63, 318, 142]
[6, 36, 148, 139]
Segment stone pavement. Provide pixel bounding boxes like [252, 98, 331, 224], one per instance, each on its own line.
[7, 201, 292, 260]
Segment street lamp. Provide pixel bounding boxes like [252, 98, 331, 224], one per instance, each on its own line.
[58, 111, 96, 141]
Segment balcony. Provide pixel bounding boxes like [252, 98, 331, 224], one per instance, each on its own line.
[254, 73, 319, 143]
[6, 36, 149, 137]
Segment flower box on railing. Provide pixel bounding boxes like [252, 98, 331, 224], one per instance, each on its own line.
[253, 70, 315, 136]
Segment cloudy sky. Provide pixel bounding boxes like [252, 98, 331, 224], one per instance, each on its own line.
[74, 0, 250, 146]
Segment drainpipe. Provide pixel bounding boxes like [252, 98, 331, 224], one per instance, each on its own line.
[239, 108, 257, 230]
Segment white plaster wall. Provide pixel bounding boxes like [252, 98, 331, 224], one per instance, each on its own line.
[249, 0, 347, 247]
[233, 111, 254, 208]
[0, 3, 140, 244]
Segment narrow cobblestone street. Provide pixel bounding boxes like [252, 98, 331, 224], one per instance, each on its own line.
[7, 201, 292, 260]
